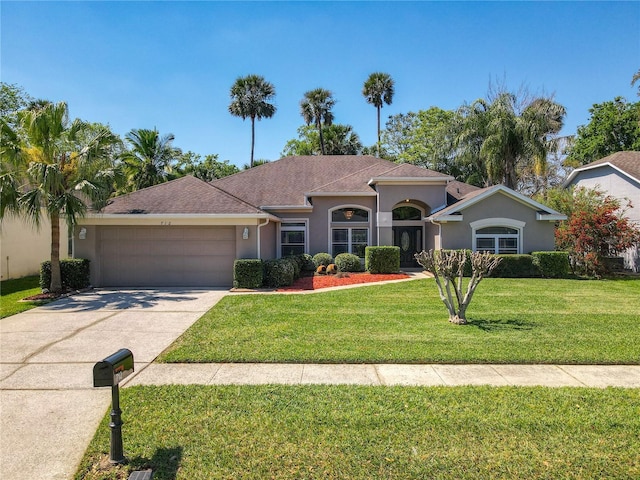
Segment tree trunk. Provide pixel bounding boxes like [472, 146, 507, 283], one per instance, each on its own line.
[49, 211, 62, 293]
[317, 119, 325, 155]
[376, 105, 381, 157]
[449, 314, 467, 325]
[250, 116, 256, 168]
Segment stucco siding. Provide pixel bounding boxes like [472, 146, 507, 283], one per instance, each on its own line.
[274, 196, 377, 256]
[376, 184, 447, 213]
[568, 166, 640, 223]
[438, 192, 558, 252]
[1, 215, 69, 280]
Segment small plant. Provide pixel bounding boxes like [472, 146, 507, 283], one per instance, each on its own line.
[316, 265, 327, 274]
[312, 253, 334, 268]
[415, 249, 501, 325]
[233, 259, 263, 289]
[326, 264, 338, 275]
[263, 259, 295, 287]
[40, 258, 90, 291]
[365, 246, 400, 274]
[335, 253, 363, 272]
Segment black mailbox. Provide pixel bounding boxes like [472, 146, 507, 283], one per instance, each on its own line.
[93, 348, 134, 387]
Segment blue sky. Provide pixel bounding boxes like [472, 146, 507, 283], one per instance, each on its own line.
[2, 1, 639, 168]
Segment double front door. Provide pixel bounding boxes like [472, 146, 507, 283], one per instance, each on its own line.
[393, 226, 422, 268]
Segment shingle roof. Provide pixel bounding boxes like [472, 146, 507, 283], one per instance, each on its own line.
[101, 175, 265, 215]
[213, 155, 450, 205]
[446, 180, 481, 203]
[566, 151, 640, 185]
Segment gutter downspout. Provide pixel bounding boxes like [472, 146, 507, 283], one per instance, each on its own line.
[430, 219, 442, 250]
[257, 218, 270, 259]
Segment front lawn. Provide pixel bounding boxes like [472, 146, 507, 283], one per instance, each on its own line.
[160, 278, 640, 364]
[76, 385, 639, 480]
[0, 275, 42, 318]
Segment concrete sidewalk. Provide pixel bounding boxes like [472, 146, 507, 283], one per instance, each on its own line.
[127, 362, 640, 388]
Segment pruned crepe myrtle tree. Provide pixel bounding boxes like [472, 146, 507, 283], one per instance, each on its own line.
[414, 250, 502, 325]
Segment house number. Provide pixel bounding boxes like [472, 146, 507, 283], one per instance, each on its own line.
[161, 221, 171, 225]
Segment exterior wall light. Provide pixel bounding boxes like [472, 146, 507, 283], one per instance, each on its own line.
[243, 227, 249, 240]
[79, 227, 87, 240]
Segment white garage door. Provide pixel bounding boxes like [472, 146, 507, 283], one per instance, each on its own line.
[99, 226, 236, 287]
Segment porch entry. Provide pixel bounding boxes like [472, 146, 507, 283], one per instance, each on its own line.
[393, 226, 422, 268]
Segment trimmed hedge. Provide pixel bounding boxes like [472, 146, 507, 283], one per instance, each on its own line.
[532, 251, 570, 278]
[263, 259, 295, 288]
[335, 253, 364, 272]
[233, 259, 264, 289]
[365, 246, 400, 274]
[490, 254, 540, 278]
[299, 254, 316, 272]
[40, 258, 91, 291]
[312, 253, 334, 268]
[283, 256, 301, 279]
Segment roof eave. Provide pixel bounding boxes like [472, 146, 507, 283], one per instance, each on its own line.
[563, 162, 640, 187]
[368, 176, 453, 186]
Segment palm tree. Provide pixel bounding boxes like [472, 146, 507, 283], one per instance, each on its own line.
[0, 101, 119, 292]
[228, 75, 277, 168]
[362, 72, 395, 156]
[120, 128, 181, 191]
[456, 92, 565, 189]
[300, 88, 335, 155]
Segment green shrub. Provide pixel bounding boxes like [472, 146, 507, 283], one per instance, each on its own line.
[312, 253, 334, 268]
[490, 254, 540, 278]
[40, 258, 91, 291]
[532, 251, 570, 278]
[233, 259, 264, 289]
[299, 254, 316, 271]
[365, 246, 400, 274]
[335, 253, 364, 272]
[263, 259, 295, 288]
[282, 256, 301, 279]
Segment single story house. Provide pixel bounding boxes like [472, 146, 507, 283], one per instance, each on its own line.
[75, 155, 566, 287]
[564, 151, 640, 271]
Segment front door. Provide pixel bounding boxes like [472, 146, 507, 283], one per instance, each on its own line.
[393, 226, 422, 268]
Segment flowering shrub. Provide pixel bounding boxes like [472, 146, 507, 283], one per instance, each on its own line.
[554, 187, 640, 277]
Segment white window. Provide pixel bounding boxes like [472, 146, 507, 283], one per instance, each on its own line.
[475, 227, 519, 254]
[329, 207, 370, 258]
[280, 221, 307, 257]
[471, 218, 524, 255]
[332, 228, 368, 258]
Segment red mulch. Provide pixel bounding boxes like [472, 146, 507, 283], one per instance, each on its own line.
[277, 272, 409, 292]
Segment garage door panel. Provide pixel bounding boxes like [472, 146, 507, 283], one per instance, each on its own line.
[99, 226, 236, 287]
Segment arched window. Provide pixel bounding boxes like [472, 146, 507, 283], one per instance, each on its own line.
[471, 218, 524, 254]
[331, 208, 369, 222]
[392, 206, 422, 221]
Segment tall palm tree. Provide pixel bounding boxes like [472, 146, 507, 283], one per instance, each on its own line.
[0, 101, 119, 292]
[228, 75, 277, 168]
[120, 128, 181, 191]
[300, 88, 335, 155]
[362, 72, 395, 156]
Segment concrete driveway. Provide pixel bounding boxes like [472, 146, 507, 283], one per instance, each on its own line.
[0, 288, 227, 480]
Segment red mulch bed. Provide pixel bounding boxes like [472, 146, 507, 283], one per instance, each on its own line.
[277, 272, 409, 292]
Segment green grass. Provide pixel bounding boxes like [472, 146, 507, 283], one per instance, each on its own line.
[0, 275, 42, 318]
[76, 385, 640, 480]
[160, 278, 640, 364]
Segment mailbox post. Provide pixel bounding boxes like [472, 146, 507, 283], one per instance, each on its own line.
[93, 348, 134, 464]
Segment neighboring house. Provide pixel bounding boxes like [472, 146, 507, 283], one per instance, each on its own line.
[75, 155, 565, 287]
[0, 215, 69, 280]
[564, 151, 640, 272]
